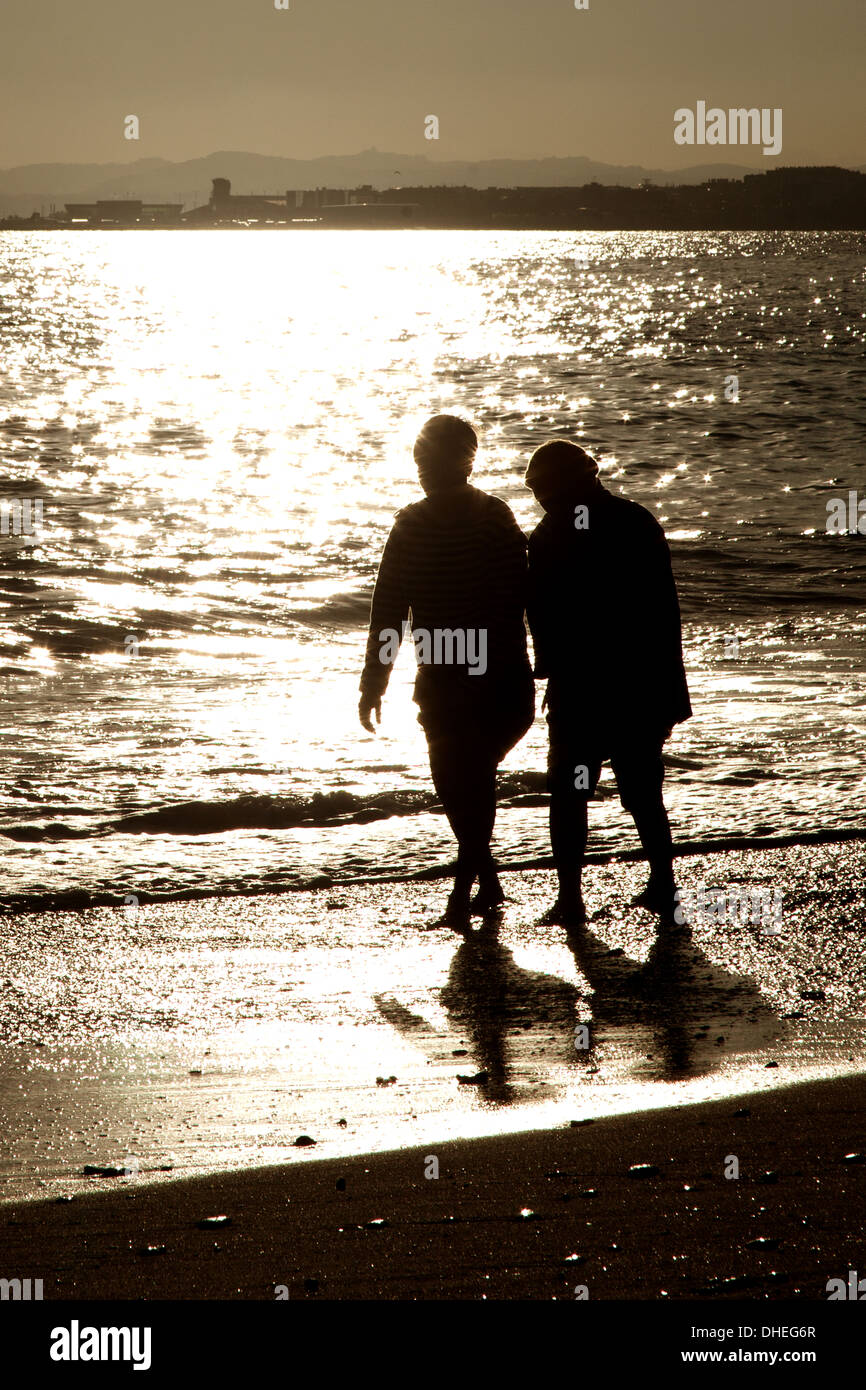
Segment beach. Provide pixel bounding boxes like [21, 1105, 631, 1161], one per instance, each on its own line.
[2, 0, 865, 1342]
[1, 838, 864, 1298]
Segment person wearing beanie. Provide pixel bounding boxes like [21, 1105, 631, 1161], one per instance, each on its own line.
[524, 439, 691, 926]
[359, 415, 535, 927]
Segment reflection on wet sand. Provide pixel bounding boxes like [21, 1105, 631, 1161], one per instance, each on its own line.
[376, 917, 582, 1104]
[377, 912, 781, 1101]
[565, 919, 781, 1083]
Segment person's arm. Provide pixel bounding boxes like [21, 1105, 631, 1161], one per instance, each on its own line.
[643, 518, 692, 731]
[526, 528, 552, 679]
[498, 506, 529, 613]
[359, 521, 410, 731]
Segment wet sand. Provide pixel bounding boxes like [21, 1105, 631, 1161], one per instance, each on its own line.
[0, 838, 864, 1296]
[1, 838, 865, 1205]
[4, 1072, 866, 1299]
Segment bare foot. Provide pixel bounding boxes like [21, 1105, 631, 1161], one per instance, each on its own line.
[536, 894, 587, 928]
[632, 878, 679, 921]
[431, 888, 472, 933]
[470, 882, 506, 916]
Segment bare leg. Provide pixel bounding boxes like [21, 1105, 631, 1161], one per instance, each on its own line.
[547, 775, 589, 924]
[630, 794, 675, 891]
[428, 739, 498, 921]
[616, 739, 678, 916]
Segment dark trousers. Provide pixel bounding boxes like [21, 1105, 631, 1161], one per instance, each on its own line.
[418, 677, 535, 882]
[546, 682, 673, 886]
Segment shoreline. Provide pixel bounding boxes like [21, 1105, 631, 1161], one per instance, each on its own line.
[1, 824, 864, 915]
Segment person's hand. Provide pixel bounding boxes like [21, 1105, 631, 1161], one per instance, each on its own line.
[359, 696, 382, 733]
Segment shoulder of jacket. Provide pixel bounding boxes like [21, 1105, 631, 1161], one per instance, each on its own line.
[483, 490, 515, 514]
[605, 492, 664, 534]
[392, 499, 424, 526]
[488, 493, 528, 539]
[528, 514, 553, 542]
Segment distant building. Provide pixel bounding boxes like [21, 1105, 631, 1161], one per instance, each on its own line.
[64, 200, 182, 226]
[318, 201, 417, 226]
[26, 167, 859, 235]
[184, 177, 291, 223]
[185, 178, 417, 226]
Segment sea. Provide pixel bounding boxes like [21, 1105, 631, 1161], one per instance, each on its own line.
[0, 227, 864, 909]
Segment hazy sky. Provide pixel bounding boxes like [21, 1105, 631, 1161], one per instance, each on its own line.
[2, 0, 863, 169]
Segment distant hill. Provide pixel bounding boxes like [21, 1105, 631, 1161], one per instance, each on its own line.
[0, 148, 823, 216]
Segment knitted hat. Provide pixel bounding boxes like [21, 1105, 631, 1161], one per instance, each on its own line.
[525, 439, 599, 494]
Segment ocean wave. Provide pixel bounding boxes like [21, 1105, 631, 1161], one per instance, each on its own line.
[1, 825, 863, 916]
[0, 773, 556, 843]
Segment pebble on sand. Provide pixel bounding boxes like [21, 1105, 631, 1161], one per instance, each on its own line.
[293, 1135, 316, 1147]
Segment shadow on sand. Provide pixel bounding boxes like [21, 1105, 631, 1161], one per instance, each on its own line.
[376, 913, 781, 1102]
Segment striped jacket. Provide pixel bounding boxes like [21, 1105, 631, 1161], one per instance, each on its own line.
[360, 485, 532, 702]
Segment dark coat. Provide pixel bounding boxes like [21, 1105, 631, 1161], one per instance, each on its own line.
[527, 486, 692, 733]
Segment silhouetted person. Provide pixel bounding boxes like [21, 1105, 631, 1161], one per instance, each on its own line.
[359, 415, 534, 926]
[525, 440, 691, 925]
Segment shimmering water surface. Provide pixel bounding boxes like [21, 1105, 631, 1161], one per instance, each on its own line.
[0, 229, 864, 904]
